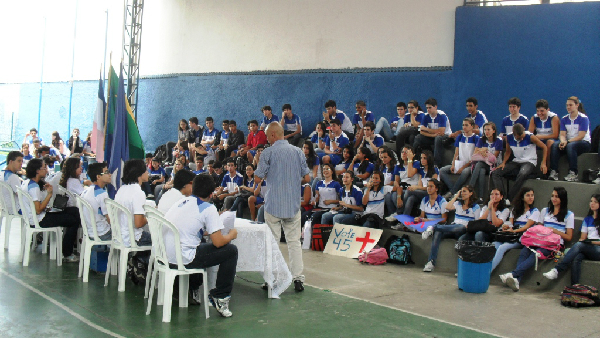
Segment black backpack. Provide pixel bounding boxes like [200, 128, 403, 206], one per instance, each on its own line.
[384, 235, 414, 265]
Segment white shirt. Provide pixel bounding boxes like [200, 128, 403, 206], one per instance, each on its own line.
[539, 207, 575, 245]
[81, 185, 111, 237]
[21, 179, 47, 224]
[66, 177, 84, 207]
[1, 170, 22, 213]
[420, 195, 447, 219]
[364, 187, 385, 218]
[164, 196, 223, 265]
[157, 188, 184, 214]
[509, 208, 540, 229]
[114, 184, 147, 246]
[481, 205, 510, 223]
[453, 201, 481, 226]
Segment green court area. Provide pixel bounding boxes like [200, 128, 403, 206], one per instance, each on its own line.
[0, 249, 496, 338]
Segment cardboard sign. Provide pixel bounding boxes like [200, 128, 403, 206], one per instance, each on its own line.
[324, 224, 383, 258]
[395, 214, 443, 233]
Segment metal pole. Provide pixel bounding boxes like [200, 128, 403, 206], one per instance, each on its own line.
[37, 17, 47, 133]
[121, 0, 127, 63]
[67, 0, 79, 136]
[11, 112, 14, 141]
[103, 9, 108, 84]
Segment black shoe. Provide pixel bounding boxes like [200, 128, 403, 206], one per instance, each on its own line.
[261, 282, 269, 290]
[294, 280, 304, 292]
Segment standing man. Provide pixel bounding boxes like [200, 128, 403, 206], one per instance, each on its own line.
[255, 122, 310, 292]
[280, 103, 302, 147]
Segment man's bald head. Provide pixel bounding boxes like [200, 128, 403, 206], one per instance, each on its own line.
[265, 122, 284, 144]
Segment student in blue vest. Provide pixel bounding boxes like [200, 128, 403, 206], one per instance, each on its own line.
[323, 100, 354, 141]
[357, 171, 386, 227]
[260, 105, 279, 130]
[321, 171, 364, 225]
[1, 151, 24, 214]
[322, 119, 351, 166]
[440, 117, 480, 199]
[374, 101, 406, 142]
[549, 96, 591, 182]
[311, 163, 342, 224]
[412, 98, 452, 168]
[500, 97, 529, 138]
[280, 103, 302, 147]
[390, 145, 420, 216]
[450, 97, 488, 138]
[353, 100, 375, 148]
[359, 121, 385, 155]
[544, 194, 600, 285]
[414, 179, 448, 235]
[460, 187, 510, 242]
[397, 150, 440, 220]
[469, 122, 502, 201]
[396, 100, 424, 155]
[529, 99, 559, 178]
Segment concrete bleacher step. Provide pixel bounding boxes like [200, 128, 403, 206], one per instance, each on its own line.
[524, 179, 600, 217]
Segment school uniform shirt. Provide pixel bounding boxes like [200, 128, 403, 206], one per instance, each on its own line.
[66, 177, 85, 207]
[335, 160, 352, 173]
[221, 172, 244, 193]
[330, 110, 354, 135]
[220, 130, 229, 147]
[193, 169, 206, 175]
[466, 110, 488, 129]
[419, 195, 447, 220]
[454, 133, 480, 162]
[560, 112, 591, 143]
[81, 185, 111, 237]
[393, 160, 421, 186]
[501, 114, 529, 135]
[149, 167, 166, 182]
[352, 162, 375, 177]
[164, 196, 223, 265]
[506, 131, 537, 165]
[418, 167, 440, 186]
[352, 111, 375, 128]
[157, 188, 184, 214]
[364, 186, 385, 218]
[21, 179, 47, 224]
[532, 111, 557, 137]
[452, 201, 481, 227]
[361, 134, 384, 149]
[114, 183, 147, 247]
[420, 112, 450, 136]
[325, 132, 350, 154]
[581, 216, 600, 240]
[475, 136, 503, 154]
[202, 128, 220, 151]
[191, 128, 203, 144]
[381, 166, 396, 186]
[256, 179, 267, 198]
[310, 133, 326, 150]
[1, 169, 22, 213]
[315, 180, 342, 209]
[481, 205, 511, 224]
[509, 208, 540, 230]
[261, 114, 280, 129]
[390, 114, 410, 132]
[282, 114, 302, 133]
[338, 185, 364, 210]
[539, 207, 575, 245]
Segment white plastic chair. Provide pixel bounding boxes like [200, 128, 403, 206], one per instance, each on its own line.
[0, 181, 25, 251]
[145, 209, 209, 322]
[142, 205, 163, 299]
[104, 199, 152, 292]
[75, 195, 112, 282]
[16, 188, 62, 266]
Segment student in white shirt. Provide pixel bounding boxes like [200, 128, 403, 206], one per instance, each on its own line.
[502, 187, 574, 292]
[415, 179, 448, 230]
[439, 117, 479, 198]
[311, 163, 342, 224]
[399, 150, 439, 218]
[544, 194, 600, 284]
[59, 157, 85, 207]
[357, 171, 386, 227]
[164, 174, 238, 318]
[157, 169, 195, 214]
[460, 187, 510, 242]
[0, 151, 23, 214]
[81, 162, 113, 240]
[529, 99, 559, 172]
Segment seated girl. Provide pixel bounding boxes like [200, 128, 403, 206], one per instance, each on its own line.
[422, 184, 479, 272]
[469, 122, 502, 200]
[311, 163, 341, 224]
[501, 187, 573, 292]
[310, 122, 328, 156]
[334, 145, 354, 177]
[60, 157, 85, 207]
[301, 182, 313, 225]
[321, 171, 364, 225]
[248, 178, 267, 221]
[400, 150, 439, 218]
[303, 141, 320, 186]
[230, 164, 257, 218]
[544, 194, 600, 284]
[388, 145, 420, 217]
[459, 188, 510, 242]
[357, 171, 386, 228]
[491, 187, 539, 272]
[349, 147, 374, 186]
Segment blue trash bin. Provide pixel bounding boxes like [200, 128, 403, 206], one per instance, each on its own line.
[457, 258, 492, 293]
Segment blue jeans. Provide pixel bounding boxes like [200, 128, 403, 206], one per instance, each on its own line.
[550, 140, 591, 174]
[555, 241, 600, 284]
[375, 117, 393, 141]
[321, 211, 337, 225]
[428, 223, 467, 264]
[440, 165, 472, 194]
[403, 190, 427, 216]
[511, 246, 552, 282]
[491, 161, 535, 201]
[491, 241, 523, 272]
[459, 231, 493, 242]
[469, 161, 491, 200]
[384, 192, 397, 215]
[333, 212, 359, 225]
[413, 134, 448, 168]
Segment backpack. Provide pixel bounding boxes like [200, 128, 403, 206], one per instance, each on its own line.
[311, 224, 333, 251]
[520, 225, 562, 254]
[384, 235, 414, 265]
[358, 246, 388, 265]
[561, 284, 600, 308]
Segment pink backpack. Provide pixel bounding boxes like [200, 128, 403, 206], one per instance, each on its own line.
[520, 225, 562, 254]
[358, 247, 388, 265]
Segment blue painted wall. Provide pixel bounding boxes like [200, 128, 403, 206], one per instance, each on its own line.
[2, 2, 599, 153]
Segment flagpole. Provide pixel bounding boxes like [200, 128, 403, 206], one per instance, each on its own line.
[103, 9, 108, 85]
[67, 0, 79, 136]
[37, 17, 47, 133]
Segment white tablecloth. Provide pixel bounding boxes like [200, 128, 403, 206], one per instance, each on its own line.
[207, 218, 292, 298]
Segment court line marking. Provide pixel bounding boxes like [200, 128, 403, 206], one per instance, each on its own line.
[0, 268, 126, 338]
[305, 282, 507, 338]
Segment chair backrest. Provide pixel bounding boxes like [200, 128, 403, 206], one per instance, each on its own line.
[0, 181, 18, 215]
[75, 194, 101, 241]
[104, 198, 141, 249]
[16, 188, 42, 229]
[144, 205, 187, 271]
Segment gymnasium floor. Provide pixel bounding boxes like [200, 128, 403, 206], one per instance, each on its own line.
[0, 229, 598, 338]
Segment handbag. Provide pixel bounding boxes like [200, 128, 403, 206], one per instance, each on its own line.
[53, 194, 69, 210]
[466, 219, 497, 234]
[493, 230, 521, 243]
[354, 213, 384, 229]
[471, 152, 497, 167]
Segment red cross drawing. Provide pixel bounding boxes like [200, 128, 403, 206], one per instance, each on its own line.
[355, 232, 376, 253]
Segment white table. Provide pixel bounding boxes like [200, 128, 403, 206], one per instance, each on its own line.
[207, 218, 292, 298]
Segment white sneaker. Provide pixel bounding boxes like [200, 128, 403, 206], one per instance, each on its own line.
[385, 213, 398, 222]
[421, 226, 434, 240]
[423, 261, 435, 272]
[63, 254, 79, 263]
[499, 272, 513, 284]
[548, 170, 558, 181]
[390, 224, 403, 230]
[543, 268, 558, 280]
[209, 295, 232, 317]
[506, 276, 520, 292]
[564, 171, 578, 182]
[189, 289, 202, 305]
[593, 177, 600, 185]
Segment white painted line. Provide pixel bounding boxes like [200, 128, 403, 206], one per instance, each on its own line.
[305, 282, 507, 338]
[0, 268, 126, 338]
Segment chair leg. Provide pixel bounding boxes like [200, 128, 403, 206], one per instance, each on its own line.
[23, 231, 33, 267]
[41, 232, 48, 254]
[146, 267, 159, 315]
[55, 229, 63, 267]
[203, 271, 210, 319]
[49, 231, 57, 260]
[78, 240, 86, 278]
[104, 247, 114, 286]
[118, 250, 129, 292]
[179, 275, 189, 308]
[162, 272, 175, 323]
[157, 271, 165, 306]
[144, 255, 155, 299]
[19, 226, 26, 263]
[83, 242, 93, 283]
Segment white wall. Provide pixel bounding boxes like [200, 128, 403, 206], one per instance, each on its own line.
[141, 0, 463, 74]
